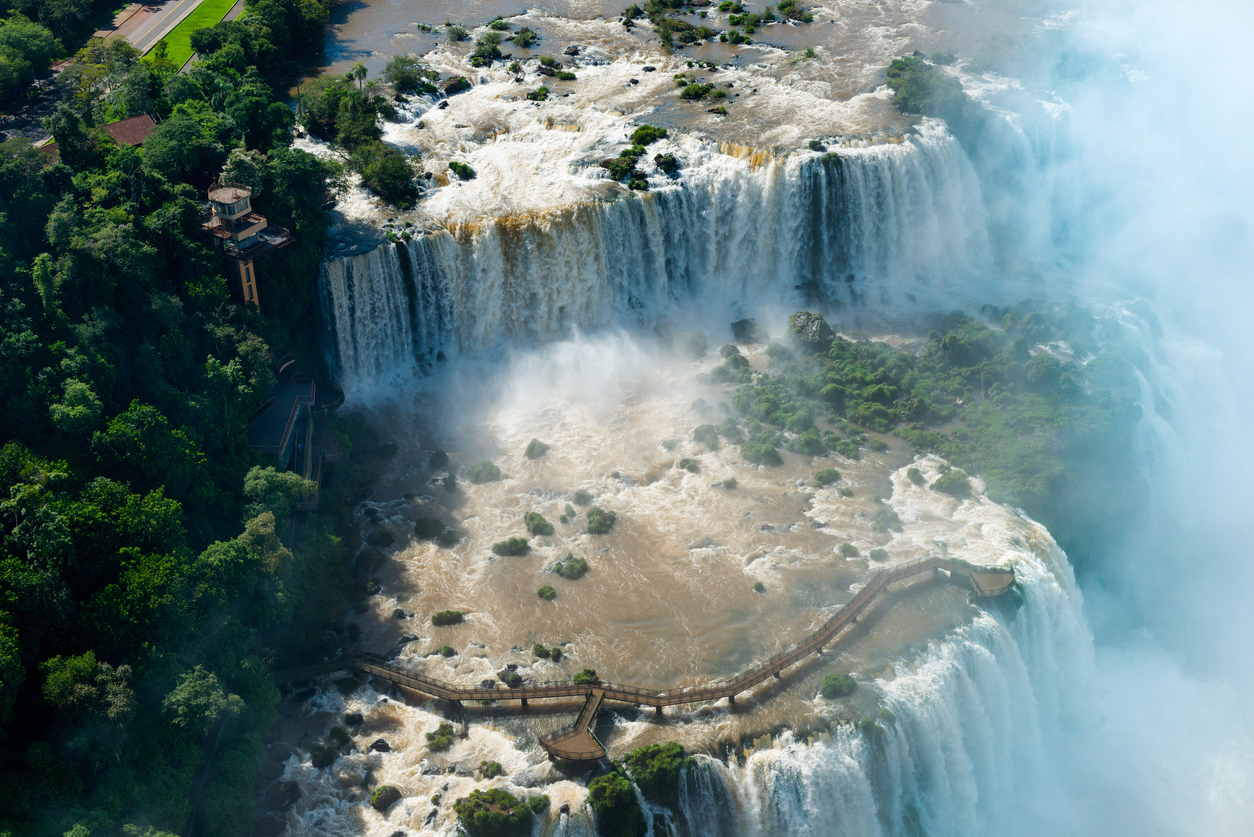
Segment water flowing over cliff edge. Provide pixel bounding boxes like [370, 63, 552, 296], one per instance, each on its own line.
[319, 124, 991, 392]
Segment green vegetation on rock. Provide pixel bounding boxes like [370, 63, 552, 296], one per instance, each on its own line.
[525, 512, 554, 536]
[537, 584, 556, 600]
[449, 161, 477, 181]
[572, 490, 594, 506]
[932, 469, 973, 499]
[432, 610, 465, 626]
[369, 785, 402, 811]
[557, 554, 589, 579]
[820, 672, 856, 698]
[588, 770, 646, 837]
[700, 308, 1145, 568]
[885, 56, 987, 142]
[492, 537, 530, 556]
[623, 742, 689, 808]
[467, 461, 502, 483]
[573, 668, 599, 685]
[815, 468, 841, 486]
[873, 507, 902, 533]
[427, 722, 456, 750]
[741, 441, 784, 466]
[630, 124, 669, 145]
[525, 438, 550, 459]
[586, 506, 617, 534]
[693, 424, 720, 449]
[453, 788, 534, 837]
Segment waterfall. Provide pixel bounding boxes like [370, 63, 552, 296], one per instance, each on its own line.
[676, 527, 1093, 837]
[318, 124, 992, 391]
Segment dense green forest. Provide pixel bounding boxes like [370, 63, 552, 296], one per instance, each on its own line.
[0, 1, 382, 834]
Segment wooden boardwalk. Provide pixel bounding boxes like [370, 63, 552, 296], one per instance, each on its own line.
[275, 556, 1014, 760]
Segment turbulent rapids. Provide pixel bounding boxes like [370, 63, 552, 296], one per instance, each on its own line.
[319, 125, 991, 389]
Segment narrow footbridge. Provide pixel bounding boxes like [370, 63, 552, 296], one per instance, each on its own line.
[275, 556, 1014, 761]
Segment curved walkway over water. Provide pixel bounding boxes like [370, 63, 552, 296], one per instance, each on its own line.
[276, 556, 1014, 760]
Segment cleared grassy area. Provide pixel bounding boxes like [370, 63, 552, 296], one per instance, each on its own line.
[146, 0, 238, 67]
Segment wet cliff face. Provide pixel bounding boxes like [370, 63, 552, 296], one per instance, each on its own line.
[319, 125, 993, 391]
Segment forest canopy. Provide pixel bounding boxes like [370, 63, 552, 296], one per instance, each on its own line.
[0, 1, 371, 835]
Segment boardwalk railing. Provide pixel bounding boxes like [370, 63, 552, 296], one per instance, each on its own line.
[275, 556, 1014, 760]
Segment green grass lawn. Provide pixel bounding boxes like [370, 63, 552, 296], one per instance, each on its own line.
[146, 0, 239, 67]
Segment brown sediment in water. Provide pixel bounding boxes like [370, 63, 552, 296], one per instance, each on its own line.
[278, 556, 1012, 760]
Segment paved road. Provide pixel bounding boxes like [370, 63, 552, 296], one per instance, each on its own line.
[112, 0, 205, 53]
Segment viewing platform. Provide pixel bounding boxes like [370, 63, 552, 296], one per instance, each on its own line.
[275, 557, 1015, 761]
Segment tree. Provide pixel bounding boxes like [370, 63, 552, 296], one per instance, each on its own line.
[162, 665, 243, 737]
[588, 771, 645, 837]
[349, 141, 416, 202]
[92, 402, 209, 512]
[141, 102, 231, 187]
[0, 15, 62, 103]
[0, 617, 24, 728]
[42, 102, 100, 170]
[49, 379, 102, 436]
[243, 466, 314, 524]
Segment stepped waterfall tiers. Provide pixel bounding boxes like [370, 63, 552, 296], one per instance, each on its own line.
[319, 126, 990, 387]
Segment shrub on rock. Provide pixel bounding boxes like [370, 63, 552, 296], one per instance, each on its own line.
[820, 672, 856, 698]
[453, 788, 534, 837]
[524, 438, 550, 459]
[556, 555, 589, 579]
[492, 537, 530, 556]
[525, 512, 554, 536]
[572, 489, 594, 506]
[537, 584, 556, 600]
[815, 468, 841, 486]
[693, 424, 720, 450]
[369, 785, 402, 811]
[426, 722, 456, 751]
[573, 668, 599, 685]
[588, 771, 646, 837]
[432, 610, 464, 626]
[741, 442, 783, 466]
[932, 469, 972, 498]
[586, 507, 617, 534]
[467, 461, 502, 483]
[623, 742, 689, 808]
